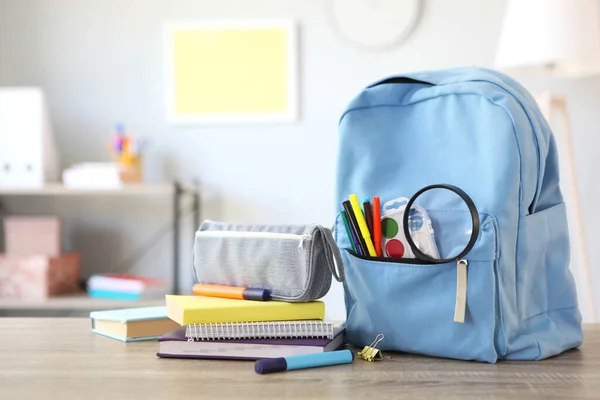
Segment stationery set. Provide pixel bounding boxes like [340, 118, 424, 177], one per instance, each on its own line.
[91, 220, 356, 373]
[88, 67, 583, 371]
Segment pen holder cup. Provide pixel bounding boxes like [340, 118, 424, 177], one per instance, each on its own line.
[119, 155, 142, 183]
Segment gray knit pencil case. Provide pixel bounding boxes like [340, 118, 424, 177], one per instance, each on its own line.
[192, 220, 344, 302]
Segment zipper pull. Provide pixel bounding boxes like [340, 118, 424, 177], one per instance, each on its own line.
[298, 234, 309, 251]
[454, 259, 468, 323]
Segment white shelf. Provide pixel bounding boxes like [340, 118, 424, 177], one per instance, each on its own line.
[0, 292, 165, 310]
[0, 183, 175, 196]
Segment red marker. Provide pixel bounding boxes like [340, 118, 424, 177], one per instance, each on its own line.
[373, 197, 383, 257]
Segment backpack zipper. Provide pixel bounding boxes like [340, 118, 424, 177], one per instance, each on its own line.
[371, 74, 545, 214]
[454, 259, 468, 323]
[467, 77, 544, 214]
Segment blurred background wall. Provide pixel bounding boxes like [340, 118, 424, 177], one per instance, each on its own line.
[1, 0, 599, 321]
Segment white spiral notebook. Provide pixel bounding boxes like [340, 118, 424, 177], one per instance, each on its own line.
[185, 320, 335, 341]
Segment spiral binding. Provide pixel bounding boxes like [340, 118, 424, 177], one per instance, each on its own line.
[185, 321, 334, 341]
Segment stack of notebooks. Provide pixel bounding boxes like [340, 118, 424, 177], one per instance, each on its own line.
[158, 295, 345, 360]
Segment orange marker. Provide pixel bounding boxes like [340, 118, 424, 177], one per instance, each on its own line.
[373, 197, 383, 257]
[192, 284, 271, 301]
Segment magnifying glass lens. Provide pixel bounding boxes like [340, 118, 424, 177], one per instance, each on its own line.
[407, 187, 475, 261]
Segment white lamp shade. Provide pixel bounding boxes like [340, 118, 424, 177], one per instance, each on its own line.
[495, 0, 600, 77]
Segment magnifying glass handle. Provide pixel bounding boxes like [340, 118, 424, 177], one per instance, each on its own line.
[412, 230, 440, 260]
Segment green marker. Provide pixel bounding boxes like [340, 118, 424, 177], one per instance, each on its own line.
[341, 210, 357, 252]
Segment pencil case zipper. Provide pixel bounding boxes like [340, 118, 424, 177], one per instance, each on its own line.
[195, 231, 312, 250]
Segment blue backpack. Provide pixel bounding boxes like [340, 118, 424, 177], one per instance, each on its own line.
[334, 67, 583, 363]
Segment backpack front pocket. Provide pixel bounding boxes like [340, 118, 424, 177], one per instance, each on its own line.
[341, 214, 500, 363]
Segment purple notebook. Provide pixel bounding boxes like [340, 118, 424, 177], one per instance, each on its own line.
[157, 326, 346, 360]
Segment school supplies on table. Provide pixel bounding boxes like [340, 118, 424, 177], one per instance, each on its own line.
[157, 326, 345, 360]
[192, 221, 343, 303]
[349, 194, 377, 256]
[192, 284, 271, 301]
[185, 320, 336, 341]
[254, 349, 354, 374]
[165, 295, 325, 325]
[372, 196, 383, 257]
[357, 334, 384, 362]
[90, 306, 179, 342]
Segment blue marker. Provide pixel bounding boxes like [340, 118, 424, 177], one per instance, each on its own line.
[254, 350, 354, 374]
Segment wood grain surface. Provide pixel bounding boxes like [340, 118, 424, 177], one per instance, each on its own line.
[0, 318, 597, 399]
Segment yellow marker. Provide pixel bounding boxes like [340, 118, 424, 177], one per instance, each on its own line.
[349, 194, 377, 257]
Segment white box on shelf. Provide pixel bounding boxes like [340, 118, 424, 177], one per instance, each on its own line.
[0, 88, 59, 188]
[62, 163, 122, 189]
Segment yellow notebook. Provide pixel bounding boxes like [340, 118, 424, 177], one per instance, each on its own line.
[165, 295, 325, 325]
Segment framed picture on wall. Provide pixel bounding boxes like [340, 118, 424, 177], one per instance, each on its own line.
[164, 19, 298, 124]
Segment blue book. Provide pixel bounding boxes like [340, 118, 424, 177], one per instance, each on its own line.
[90, 306, 179, 342]
[88, 290, 145, 300]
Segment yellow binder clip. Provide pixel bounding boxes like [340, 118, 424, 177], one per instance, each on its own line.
[357, 334, 384, 362]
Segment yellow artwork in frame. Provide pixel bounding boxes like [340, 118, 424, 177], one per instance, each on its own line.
[164, 20, 298, 124]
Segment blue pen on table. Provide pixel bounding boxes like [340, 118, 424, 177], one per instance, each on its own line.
[254, 350, 354, 374]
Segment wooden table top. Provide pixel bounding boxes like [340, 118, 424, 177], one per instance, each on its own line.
[0, 318, 598, 399]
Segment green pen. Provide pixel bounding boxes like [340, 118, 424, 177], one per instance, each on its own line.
[341, 210, 358, 253]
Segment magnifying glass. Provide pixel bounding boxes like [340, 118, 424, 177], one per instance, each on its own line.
[402, 184, 480, 264]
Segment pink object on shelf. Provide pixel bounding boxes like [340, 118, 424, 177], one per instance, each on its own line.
[0, 253, 80, 299]
[3, 216, 61, 257]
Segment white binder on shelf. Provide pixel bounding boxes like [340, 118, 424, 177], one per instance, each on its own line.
[0, 88, 59, 188]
